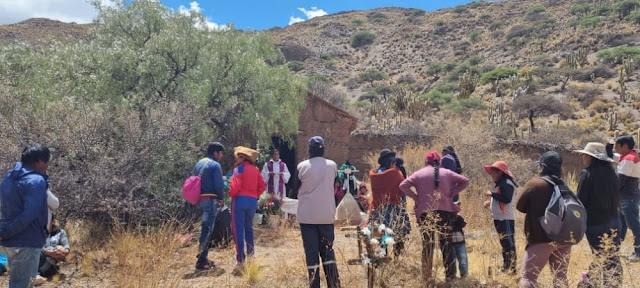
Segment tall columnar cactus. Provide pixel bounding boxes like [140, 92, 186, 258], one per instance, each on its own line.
[623, 57, 635, 81]
[458, 70, 479, 99]
[564, 53, 578, 69]
[606, 108, 618, 131]
[619, 68, 627, 102]
[488, 100, 505, 125]
[576, 48, 589, 67]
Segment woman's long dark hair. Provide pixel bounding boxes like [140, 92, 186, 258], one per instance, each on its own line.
[451, 152, 463, 174]
[587, 157, 620, 213]
[433, 161, 440, 189]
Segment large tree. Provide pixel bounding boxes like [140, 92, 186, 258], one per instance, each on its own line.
[0, 0, 304, 222]
[511, 93, 572, 132]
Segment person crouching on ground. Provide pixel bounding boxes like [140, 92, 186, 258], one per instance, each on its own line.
[229, 146, 264, 268]
[296, 136, 341, 288]
[399, 151, 469, 282]
[38, 214, 69, 278]
[483, 160, 518, 275]
[516, 151, 572, 288]
[370, 149, 410, 256]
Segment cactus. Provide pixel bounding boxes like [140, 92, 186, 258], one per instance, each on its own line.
[576, 48, 589, 67]
[488, 100, 505, 125]
[512, 86, 528, 100]
[619, 68, 627, 102]
[623, 57, 635, 81]
[458, 70, 479, 99]
[564, 53, 578, 69]
[606, 108, 618, 131]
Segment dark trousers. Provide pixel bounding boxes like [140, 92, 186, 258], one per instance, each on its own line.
[300, 224, 341, 288]
[584, 217, 623, 287]
[494, 220, 517, 274]
[419, 211, 457, 280]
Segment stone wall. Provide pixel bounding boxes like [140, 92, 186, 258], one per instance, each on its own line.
[296, 94, 357, 165]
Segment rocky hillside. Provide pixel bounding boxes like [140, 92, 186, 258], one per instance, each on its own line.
[0, 18, 91, 45]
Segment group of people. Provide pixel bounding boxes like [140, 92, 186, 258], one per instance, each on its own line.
[0, 144, 71, 288]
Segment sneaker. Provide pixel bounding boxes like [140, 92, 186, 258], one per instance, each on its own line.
[628, 253, 640, 262]
[232, 263, 244, 276]
[35, 275, 47, 286]
[195, 260, 215, 271]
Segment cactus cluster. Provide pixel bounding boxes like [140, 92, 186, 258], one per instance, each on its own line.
[458, 70, 479, 99]
[606, 108, 618, 131]
[488, 100, 505, 125]
[564, 53, 578, 69]
[511, 86, 529, 100]
[622, 57, 634, 81]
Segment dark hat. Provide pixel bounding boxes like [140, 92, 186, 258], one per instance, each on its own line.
[308, 136, 324, 149]
[377, 149, 396, 165]
[442, 145, 455, 153]
[537, 151, 562, 171]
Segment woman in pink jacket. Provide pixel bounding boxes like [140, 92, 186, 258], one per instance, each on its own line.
[399, 151, 469, 283]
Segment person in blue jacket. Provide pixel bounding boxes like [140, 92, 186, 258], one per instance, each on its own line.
[0, 144, 50, 288]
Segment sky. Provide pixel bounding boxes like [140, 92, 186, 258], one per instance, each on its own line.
[0, 0, 478, 30]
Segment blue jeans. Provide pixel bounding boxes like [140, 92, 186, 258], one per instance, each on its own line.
[232, 196, 257, 263]
[196, 198, 218, 266]
[620, 198, 640, 255]
[2, 246, 41, 288]
[451, 242, 468, 277]
[585, 217, 623, 287]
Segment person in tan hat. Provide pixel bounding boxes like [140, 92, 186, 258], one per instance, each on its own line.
[483, 160, 517, 275]
[575, 143, 623, 286]
[228, 146, 265, 267]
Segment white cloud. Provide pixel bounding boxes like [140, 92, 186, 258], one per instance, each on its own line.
[298, 7, 328, 19]
[178, 1, 227, 31]
[0, 0, 115, 24]
[288, 6, 327, 26]
[288, 16, 305, 25]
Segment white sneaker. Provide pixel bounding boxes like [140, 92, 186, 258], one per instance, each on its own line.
[35, 275, 47, 286]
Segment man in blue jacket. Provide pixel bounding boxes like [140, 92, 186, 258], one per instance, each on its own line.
[193, 142, 225, 271]
[0, 144, 50, 288]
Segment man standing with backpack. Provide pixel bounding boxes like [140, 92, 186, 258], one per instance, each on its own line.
[611, 135, 640, 262]
[0, 144, 51, 288]
[516, 151, 575, 288]
[194, 142, 225, 271]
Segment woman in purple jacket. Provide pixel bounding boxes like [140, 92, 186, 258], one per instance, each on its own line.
[399, 151, 469, 283]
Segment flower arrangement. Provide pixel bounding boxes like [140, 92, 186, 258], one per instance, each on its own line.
[359, 222, 395, 263]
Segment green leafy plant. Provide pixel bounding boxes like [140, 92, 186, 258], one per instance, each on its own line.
[351, 31, 376, 48]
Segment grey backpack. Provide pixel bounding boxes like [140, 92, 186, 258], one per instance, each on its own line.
[538, 176, 587, 245]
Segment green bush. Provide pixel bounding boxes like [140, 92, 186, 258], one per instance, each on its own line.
[616, 0, 640, 19]
[433, 81, 459, 93]
[468, 56, 484, 66]
[579, 16, 600, 27]
[435, 19, 446, 26]
[367, 12, 388, 24]
[505, 36, 527, 47]
[469, 30, 482, 43]
[453, 5, 467, 13]
[488, 22, 503, 31]
[596, 46, 640, 65]
[527, 6, 546, 15]
[320, 53, 331, 60]
[447, 63, 482, 82]
[479, 67, 518, 85]
[480, 14, 492, 21]
[351, 19, 364, 26]
[626, 11, 640, 23]
[445, 98, 487, 113]
[411, 9, 426, 17]
[308, 74, 332, 84]
[422, 89, 454, 108]
[570, 4, 591, 16]
[351, 31, 376, 48]
[287, 61, 304, 72]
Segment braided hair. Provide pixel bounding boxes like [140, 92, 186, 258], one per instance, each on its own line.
[451, 152, 463, 174]
[433, 160, 440, 189]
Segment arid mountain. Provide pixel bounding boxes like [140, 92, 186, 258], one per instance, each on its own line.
[0, 18, 91, 46]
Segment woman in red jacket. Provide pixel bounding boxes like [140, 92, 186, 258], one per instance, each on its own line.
[229, 146, 265, 266]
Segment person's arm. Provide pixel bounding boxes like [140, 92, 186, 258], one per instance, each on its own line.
[228, 168, 241, 198]
[576, 170, 592, 209]
[261, 163, 270, 183]
[283, 164, 291, 184]
[449, 172, 470, 197]
[47, 189, 59, 210]
[399, 176, 418, 201]
[257, 168, 266, 199]
[59, 229, 71, 252]
[211, 162, 224, 204]
[0, 178, 47, 239]
[516, 180, 533, 213]
[491, 180, 514, 204]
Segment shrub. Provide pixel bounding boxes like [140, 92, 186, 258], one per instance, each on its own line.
[351, 31, 376, 48]
[479, 67, 518, 85]
[468, 56, 483, 66]
[567, 84, 601, 108]
[469, 30, 482, 43]
[397, 74, 416, 84]
[615, 0, 640, 19]
[309, 74, 332, 84]
[445, 97, 487, 113]
[505, 36, 527, 47]
[506, 25, 533, 41]
[596, 46, 640, 65]
[447, 63, 482, 82]
[358, 68, 388, 85]
[410, 9, 426, 17]
[527, 6, 546, 15]
[488, 22, 503, 31]
[435, 19, 446, 26]
[351, 19, 364, 26]
[571, 5, 592, 16]
[579, 16, 600, 27]
[480, 14, 492, 22]
[286, 61, 304, 72]
[367, 12, 388, 24]
[626, 11, 640, 23]
[319, 53, 331, 60]
[453, 5, 467, 13]
[422, 89, 454, 108]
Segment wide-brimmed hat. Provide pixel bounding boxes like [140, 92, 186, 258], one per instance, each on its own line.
[378, 149, 396, 165]
[574, 142, 614, 162]
[234, 146, 259, 164]
[483, 161, 514, 178]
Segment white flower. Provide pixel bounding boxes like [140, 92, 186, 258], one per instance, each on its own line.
[370, 238, 379, 245]
[378, 224, 386, 231]
[385, 228, 394, 235]
[384, 237, 396, 245]
[361, 227, 371, 236]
